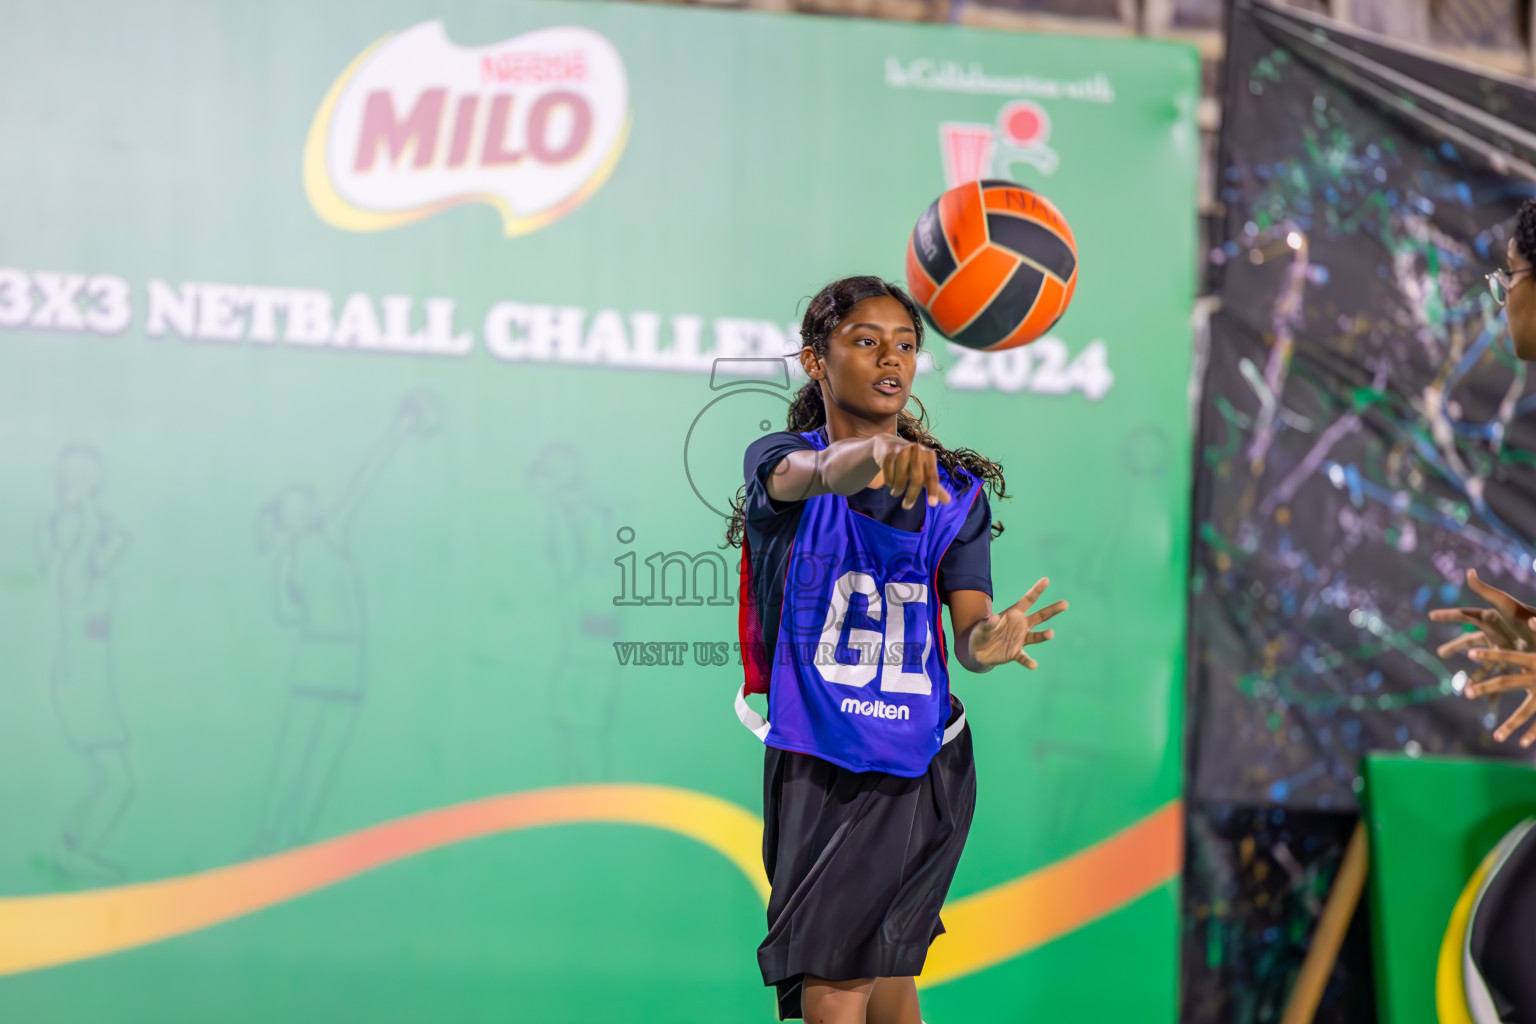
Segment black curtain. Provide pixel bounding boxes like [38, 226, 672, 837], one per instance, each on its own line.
[1185, 3, 1536, 1020]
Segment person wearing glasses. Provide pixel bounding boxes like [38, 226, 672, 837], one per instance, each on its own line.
[1489, 199, 1536, 360]
[1432, 198, 1536, 742]
[1426, 199, 1536, 1024]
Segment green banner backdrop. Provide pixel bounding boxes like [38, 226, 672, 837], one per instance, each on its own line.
[0, 1, 1198, 1019]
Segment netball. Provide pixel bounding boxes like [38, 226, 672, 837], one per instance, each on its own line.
[905, 179, 1078, 351]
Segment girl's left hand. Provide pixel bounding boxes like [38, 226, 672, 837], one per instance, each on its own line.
[969, 577, 1067, 670]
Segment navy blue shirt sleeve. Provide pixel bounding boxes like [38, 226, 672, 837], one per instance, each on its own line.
[937, 486, 993, 599]
[743, 430, 814, 525]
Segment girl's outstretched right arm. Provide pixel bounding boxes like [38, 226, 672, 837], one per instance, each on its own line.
[764, 434, 952, 509]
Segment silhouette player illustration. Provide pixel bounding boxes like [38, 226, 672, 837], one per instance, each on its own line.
[529, 443, 623, 781]
[249, 393, 439, 854]
[40, 445, 134, 884]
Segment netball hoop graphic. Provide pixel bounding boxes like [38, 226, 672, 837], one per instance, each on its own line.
[938, 101, 1058, 187]
[938, 123, 995, 189]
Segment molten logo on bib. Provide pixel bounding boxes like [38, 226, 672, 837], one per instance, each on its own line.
[304, 21, 630, 237]
[840, 697, 912, 722]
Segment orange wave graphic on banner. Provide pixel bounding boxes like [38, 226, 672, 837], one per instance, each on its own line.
[919, 798, 1182, 986]
[0, 784, 1180, 983]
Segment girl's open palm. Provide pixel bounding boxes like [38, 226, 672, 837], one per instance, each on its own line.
[969, 577, 1067, 670]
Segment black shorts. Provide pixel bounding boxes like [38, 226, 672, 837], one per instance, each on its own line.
[757, 697, 976, 1020]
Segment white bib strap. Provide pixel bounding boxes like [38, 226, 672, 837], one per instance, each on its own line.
[735, 684, 967, 747]
[942, 703, 967, 745]
[735, 683, 771, 740]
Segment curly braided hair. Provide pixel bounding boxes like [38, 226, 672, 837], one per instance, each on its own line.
[724, 276, 1008, 548]
[1516, 198, 1536, 267]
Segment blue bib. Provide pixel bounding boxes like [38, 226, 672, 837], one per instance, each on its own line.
[741, 430, 980, 776]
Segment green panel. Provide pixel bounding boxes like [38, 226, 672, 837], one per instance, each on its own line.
[1364, 753, 1536, 1024]
[0, 0, 1199, 1019]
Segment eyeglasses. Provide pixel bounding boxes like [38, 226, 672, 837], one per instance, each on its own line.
[1489, 267, 1533, 307]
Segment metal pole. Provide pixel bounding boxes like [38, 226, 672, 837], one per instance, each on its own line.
[1278, 820, 1369, 1024]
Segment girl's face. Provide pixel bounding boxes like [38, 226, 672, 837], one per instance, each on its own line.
[805, 295, 918, 423]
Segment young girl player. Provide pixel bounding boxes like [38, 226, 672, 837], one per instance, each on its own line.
[726, 276, 1067, 1024]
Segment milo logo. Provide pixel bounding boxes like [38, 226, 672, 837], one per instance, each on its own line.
[304, 21, 630, 236]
